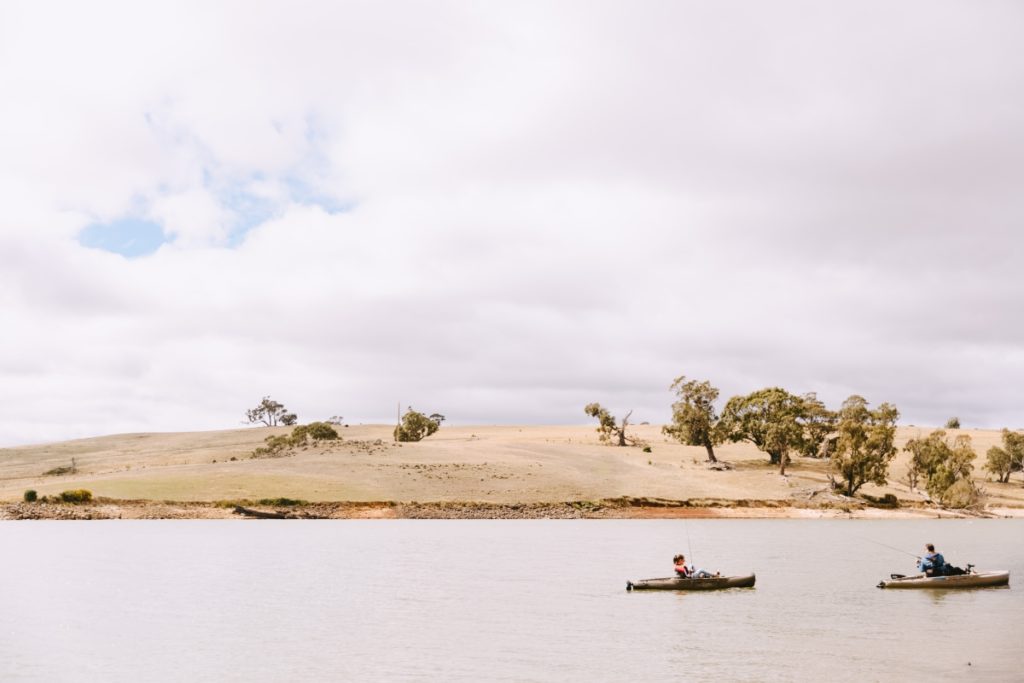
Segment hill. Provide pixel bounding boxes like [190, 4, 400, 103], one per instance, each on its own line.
[2, 424, 1022, 516]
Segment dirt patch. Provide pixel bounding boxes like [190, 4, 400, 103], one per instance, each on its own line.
[3, 496, 1016, 520]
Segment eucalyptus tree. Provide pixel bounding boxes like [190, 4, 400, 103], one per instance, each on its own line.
[985, 429, 1024, 484]
[828, 395, 899, 496]
[395, 407, 443, 442]
[719, 387, 809, 475]
[584, 403, 637, 447]
[797, 393, 837, 458]
[245, 396, 298, 427]
[662, 376, 722, 463]
[903, 430, 980, 506]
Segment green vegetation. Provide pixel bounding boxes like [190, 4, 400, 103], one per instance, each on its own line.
[23, 489, 37, 502]
[984, 429, 1024, 483]
[394, 408, 443, 442]
[945, 417, 961, 429]
[903, 430, 980, 507]
[292, 422, 340, 442]
[720, 388, 813, 474]
[59, 489, 93, 503]
[796, 394, 837, 459]
[662, 376, 723, 463]
[253, 421, 340, 457]
[258, 497, 308, 506]
[245, 396, 298, 427]
[43, 457, 77, 476]
[828, 396, 899, 496]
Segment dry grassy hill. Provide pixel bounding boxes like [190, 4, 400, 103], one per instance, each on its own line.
[1, 424, 1022, 509]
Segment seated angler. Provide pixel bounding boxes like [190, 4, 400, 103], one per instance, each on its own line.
[917, 543, 946, 577]
[674, 554, 717, 579]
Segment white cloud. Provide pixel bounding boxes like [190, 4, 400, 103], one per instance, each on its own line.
[1, 1, 1022, 444]
[148, 189, 231, 247]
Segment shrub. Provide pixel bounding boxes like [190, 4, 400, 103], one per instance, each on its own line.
[305, 422, 340, 441]
[253, 434, 291, 457]
[941, 478, 984, 509]
[258, 497, 308, 506]
[253, 422, 340, 457]
[394, 408, 442, 442]
[642, 446, 652, 453]
[59, 489, 93, 503]
[23, 489, 37, 502]
[291, 422, 339, 444]
[43, 465, 74, 476]
[945, 417, 961, 429]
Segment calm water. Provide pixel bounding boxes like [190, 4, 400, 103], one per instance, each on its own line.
[1, 520, 1021, 682]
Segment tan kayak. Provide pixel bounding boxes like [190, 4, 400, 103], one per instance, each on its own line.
[627, 574, 756, 591]
[877, 570, 1009, 589]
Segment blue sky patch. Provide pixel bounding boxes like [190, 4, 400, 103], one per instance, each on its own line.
[79, 217, 168, 257]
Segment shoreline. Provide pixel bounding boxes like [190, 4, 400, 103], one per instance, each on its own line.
[3, 497, 1022, 520]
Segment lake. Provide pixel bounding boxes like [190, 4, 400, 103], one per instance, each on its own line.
[1, 520, 1021, 681]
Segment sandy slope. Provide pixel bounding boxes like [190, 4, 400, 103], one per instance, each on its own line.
[1, 424, 1022, 509]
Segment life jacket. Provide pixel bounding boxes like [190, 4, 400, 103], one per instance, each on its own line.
[922, 552, 945, 574]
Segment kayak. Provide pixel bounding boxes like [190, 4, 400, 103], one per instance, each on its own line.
[877, 570, 1009, 589]
[627, 574, 755, 591]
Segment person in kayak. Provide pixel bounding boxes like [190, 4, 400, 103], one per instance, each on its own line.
[917, 544, 946, 576]
[673, 554, 717, 579]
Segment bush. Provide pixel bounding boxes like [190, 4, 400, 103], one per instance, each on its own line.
[254, 434, 292, 457]
[945, 417, 961, 429]
[642, 446, 652, 453]
[291, 422, 339, 444]
[941, 478, 984, 509]
[23, 489, 37, 502]
[394, 408, 442, 442]
[59, 489, 93, 503]
[43, 465, 74, 476]
[252, 422, 340, 457]
[306, 422, 340, 441]
[258, 497, 308, 506]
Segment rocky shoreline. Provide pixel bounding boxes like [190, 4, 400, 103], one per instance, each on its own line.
[2, 496, 1019, 520]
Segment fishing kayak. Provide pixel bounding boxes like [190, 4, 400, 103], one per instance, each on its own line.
[877, 570, 1009, 589]
[627, 574, 756, 591]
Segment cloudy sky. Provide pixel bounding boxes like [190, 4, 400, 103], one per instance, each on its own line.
[1, 1, 1022, 445]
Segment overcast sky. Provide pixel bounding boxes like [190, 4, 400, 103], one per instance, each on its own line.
[1, 1, 1022, 445]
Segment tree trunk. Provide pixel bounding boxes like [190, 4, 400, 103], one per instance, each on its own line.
[704, 443, 718, 463]
[617, 411, 632, 447]
[779, 451, 787, 476]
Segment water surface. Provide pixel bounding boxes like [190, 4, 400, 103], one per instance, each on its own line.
[1, 520, 1020, 681]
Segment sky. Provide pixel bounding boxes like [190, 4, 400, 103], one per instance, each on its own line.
[1, 1, 1022, 445]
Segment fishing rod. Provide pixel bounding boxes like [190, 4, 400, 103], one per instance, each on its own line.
[684, 519, 695, 568]
[855, 535, 920, 559]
